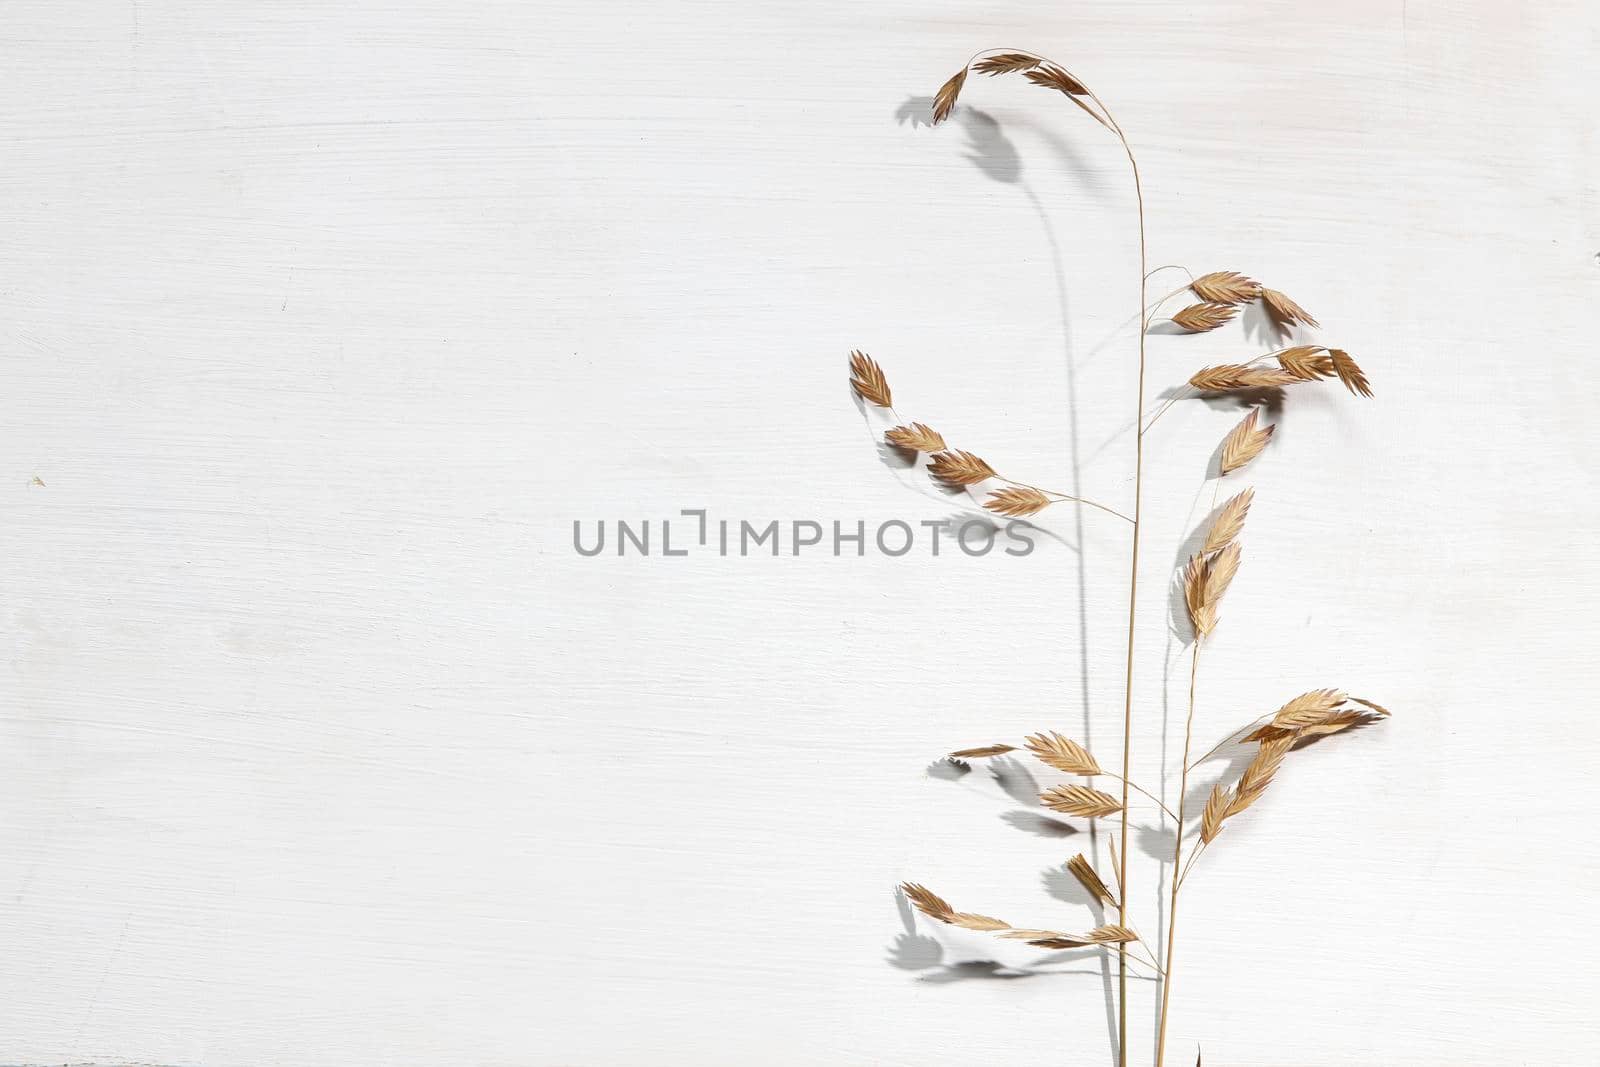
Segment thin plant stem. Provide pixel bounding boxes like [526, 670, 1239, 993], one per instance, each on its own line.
[1156, 641, 1202, 1067]
[1098, 771, 1177, 821]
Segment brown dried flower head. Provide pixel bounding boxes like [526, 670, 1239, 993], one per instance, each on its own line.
[1188, 364, 1299, 392]
[1172, 302, 1239, 333]
[928, 449, 997, 487]
[948, 743, 1016, 759]
[1276, 345, 1334, 381]
[1202, 488, 1254, 554]
[984, 486, 1052, 517]
[1261, 288, 1320, 329]
[1190, 270, 1261, 305]
[1066, 853, 1116, 906]
[1218, 408, 1275, 475]
[973, 53, 1041, 76]
[1024, 731, 1102, 776]
[1023, 63, 1088, 97]
[849, 350, 892, 407]
[1328, 349, 1373, 397]
[932, 68, 968, 124]
[1039, 784, 1123, 818]
[884, 422, 946, 453]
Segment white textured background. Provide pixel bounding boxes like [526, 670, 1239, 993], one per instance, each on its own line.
[2, 1, 1597, 1064]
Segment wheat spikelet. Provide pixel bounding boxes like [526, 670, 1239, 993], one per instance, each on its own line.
[1024, 731, 1102, 776]
[1188, 364, 1299, 392]
[849, 350, 892, 407]
[1023, 64, 1089, 97]
[1277, 345, 1333, 381]
[1261, 287, 1320, 329]
[900, 882, 954, 922]
[1172, 302, 1238, 333]
[1267, 689, 1346, 729]
[1066, 853, 1116, 905]
[1199, 782, 1232, 844]
[999, 927, 1075, 942]
[985, 486, 1052, 517]
[900, 882, 1011, 931]
[1202, 488, 1254, 554]
[973, 53, 1041, 76]
[1351, 697, 1392, 717]
[928, 449, 998, 487]
[932, 67, 968, 124]
[1225, 736, 1292, 819]
[1020, 924, 1138, 949]
[1201, 541, 1242, 623]
[1218, 408, 1275, 475]
[885, 422, 946, 453]
[1296, 708, 1377, 738]
[1190, 270, 1261, 305]
[949, 743, 1016, 759]
[1039, 784, 1123, 818]
[1328, 349, 1373, 397]
[1183, 552, 1215, 637]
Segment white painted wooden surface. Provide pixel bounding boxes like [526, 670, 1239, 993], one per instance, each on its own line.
[2, 1, 1597, 1064]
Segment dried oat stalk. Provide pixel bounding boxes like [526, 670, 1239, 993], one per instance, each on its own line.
[872, 44, 1391, 1067]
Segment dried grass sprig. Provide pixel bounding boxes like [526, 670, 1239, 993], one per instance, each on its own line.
[1188, 364, 1300, 392]
[849, 350, 892, 407]
[927, 449, 998, 487]
[1202, 488, 1254, 554]
[1171, 302, 1238, 333]
[1023, 63, 1089, 97]
[1329, 349, 1373, 397]
[1261, 287, 1320, 329]
[1276, 345, 1334, 381]
[931, 68, 968, 125]
[878, 45, 1389, 1067]
[1067, 853, 1117, 906]
[948, 743, 1016, 759]
[1024, 731, 1102, 776]
[1218, 409, 1275, 475]
[984, 485, 1053, 517]
[973, 53, 1042, 76]
[1190, 270, 1261, 305]
[1039, 784, 1124, 818]
[884, 422, 947, 453]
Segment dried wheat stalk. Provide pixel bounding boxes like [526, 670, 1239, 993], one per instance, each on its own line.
[869, 47, 1390, 1067]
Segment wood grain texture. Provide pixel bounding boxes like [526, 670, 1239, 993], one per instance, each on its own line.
[1, 1, 1598, 1064]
